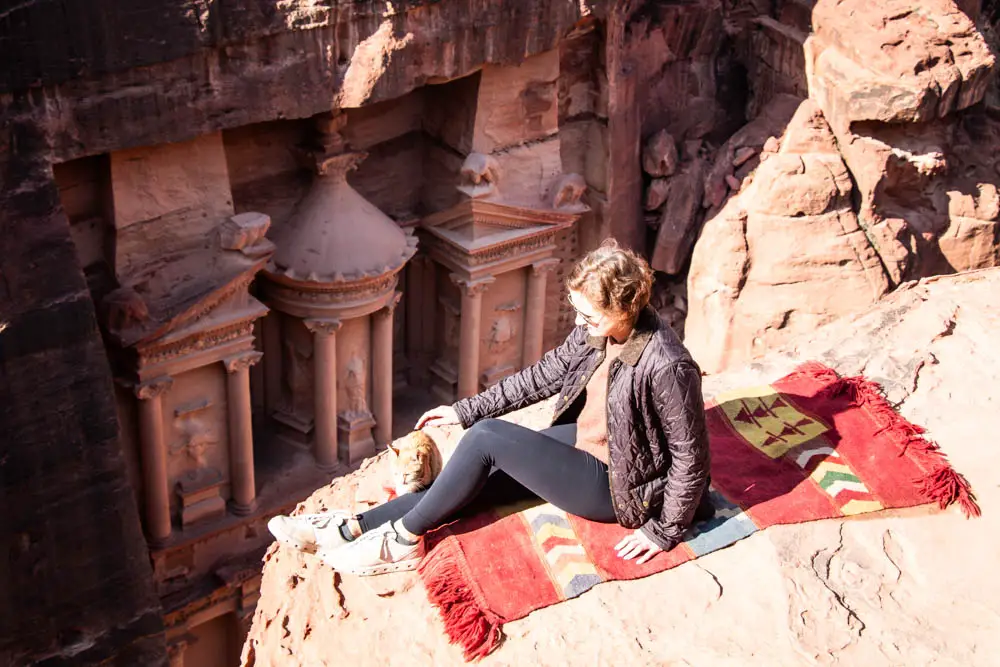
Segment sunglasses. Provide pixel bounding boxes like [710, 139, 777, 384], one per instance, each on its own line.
[567, 296, 602, 326]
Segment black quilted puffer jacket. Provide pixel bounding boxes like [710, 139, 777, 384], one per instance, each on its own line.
[452, 307, 711, 550]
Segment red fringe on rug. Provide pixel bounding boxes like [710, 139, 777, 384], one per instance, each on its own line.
[791, 362, 981, 518]
[418, 536, 503, 661]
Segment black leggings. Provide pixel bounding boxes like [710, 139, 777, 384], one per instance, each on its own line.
[357, 419, 617, 536]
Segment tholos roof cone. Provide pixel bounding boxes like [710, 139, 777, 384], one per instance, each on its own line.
[268, 152, 416, 284]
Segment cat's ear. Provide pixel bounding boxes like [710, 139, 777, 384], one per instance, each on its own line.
[386, 442, 399, 456]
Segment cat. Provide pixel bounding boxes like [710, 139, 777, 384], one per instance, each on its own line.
[386, 429, 445, 498]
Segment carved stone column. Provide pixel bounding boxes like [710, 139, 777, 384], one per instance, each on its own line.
[452, 275, 495, 399]
[224, 351, 263, 515]
[304, 318, 342, 472]
[523, 259, 560, 368]
[135, 377, 173, 546]
[372, 292, 401, 446]
[166, 638, 188, 667]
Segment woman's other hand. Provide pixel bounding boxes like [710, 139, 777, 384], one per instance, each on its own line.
[614, 528, 663, 564]
[415, 405, 461, 430]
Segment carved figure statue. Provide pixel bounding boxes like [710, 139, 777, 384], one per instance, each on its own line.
[344, 355, 367, 415]
[281, 338, 314, 416]
[487, 316, 514, 354]
[458, 153, 502, 198]
[171, 417, 217, 468]
[442, 304, 460, 355]
[102, 286, 149, 333]
[551, 173, 588, 211]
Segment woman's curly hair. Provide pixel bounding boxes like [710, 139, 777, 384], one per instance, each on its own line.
[565, 238, 655, 322]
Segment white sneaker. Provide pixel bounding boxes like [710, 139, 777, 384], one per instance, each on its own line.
[318, 521, 424, 576]
[267, 511, 354, 554]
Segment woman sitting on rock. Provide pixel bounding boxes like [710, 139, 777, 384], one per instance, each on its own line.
[268, 239, 712, 575]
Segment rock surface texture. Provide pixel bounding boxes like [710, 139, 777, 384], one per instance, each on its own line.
[244, 268, 1000, 667]
[4, 0, 1000, 664]
[0, 113, 166, 665]
[686, 99, 891, 372]
[684, 0, 1000, 372]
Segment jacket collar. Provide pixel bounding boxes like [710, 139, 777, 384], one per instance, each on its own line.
[585, 307, 658, 367]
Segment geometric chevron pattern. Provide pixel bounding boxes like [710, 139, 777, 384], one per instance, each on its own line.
[520, 505, 603, 599]
[786, 436, 884, 515]
[716, 384, 830, 458]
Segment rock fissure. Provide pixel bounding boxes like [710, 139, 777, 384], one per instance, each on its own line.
[693, 563, 724, 601]
[814, 524, 868, 642]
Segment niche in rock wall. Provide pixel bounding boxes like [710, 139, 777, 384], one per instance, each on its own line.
[223, 119, 312, 232]
[52, 154, 115, 294]
[342, 89, 425, 221]
[224, 87, 427, 232]
[161, 365, 231, 528]
[109, 132, 235, 282]
[429, 267, 462, 404]
[421, 71, 482, 215]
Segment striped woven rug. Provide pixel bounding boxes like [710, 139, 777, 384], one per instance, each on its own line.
[418, 362, 979, 661]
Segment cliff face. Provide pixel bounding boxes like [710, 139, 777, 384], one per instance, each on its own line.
[2, 0, 1000, 664]
[1, 0, 594, 162]
[684, 0, 1000, 372]
[0, 111, 166, 666]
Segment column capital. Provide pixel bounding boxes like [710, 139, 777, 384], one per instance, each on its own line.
[304, 317, 343, 335]
[373, 291, 403, 319]
[166, 636, 192, 667]
[224, 350, 263, 374]
[450, 274, 495, 297]
[530, 258, 561, 277]
[135, 377, 173, 400]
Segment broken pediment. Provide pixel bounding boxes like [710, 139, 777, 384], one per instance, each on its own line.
[422, 198, 580, 255]
[103, 253, 269, 352]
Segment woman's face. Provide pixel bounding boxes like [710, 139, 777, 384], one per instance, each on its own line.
[568, 290, 623, 338]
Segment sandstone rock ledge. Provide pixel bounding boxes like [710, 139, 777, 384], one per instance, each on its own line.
[244, 269, 1000, 667]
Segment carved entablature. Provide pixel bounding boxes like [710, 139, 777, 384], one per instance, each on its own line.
[420, 198, 582, 278]
[262, 270, 402, 321]
[103, 226, 272, 385]
[136, 319, 258, 375]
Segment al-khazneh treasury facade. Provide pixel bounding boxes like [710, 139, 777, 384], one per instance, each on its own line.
[49, 45, 594, 666]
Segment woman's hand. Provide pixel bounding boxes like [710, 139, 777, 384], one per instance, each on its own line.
[415, 405, 461, 430]
[614, 528, 663, 564]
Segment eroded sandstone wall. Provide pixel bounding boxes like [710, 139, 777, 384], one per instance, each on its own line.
[0, 109, 166, 667]
[682, 0, 1000, 372]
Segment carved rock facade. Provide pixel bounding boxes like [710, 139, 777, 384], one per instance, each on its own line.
[5, 1, 1000, 665]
